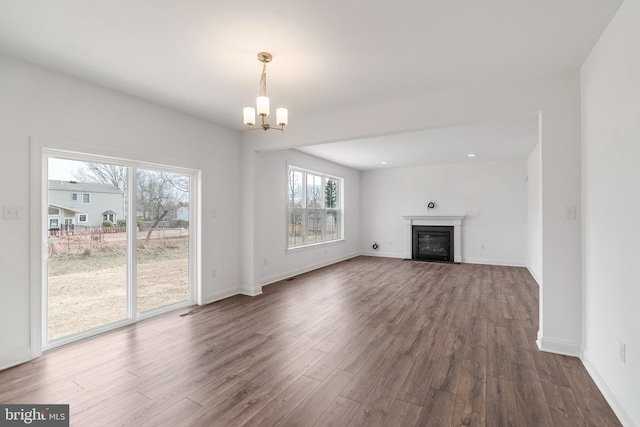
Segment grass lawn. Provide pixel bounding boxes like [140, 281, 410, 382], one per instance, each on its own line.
[47, 239, 190, 340]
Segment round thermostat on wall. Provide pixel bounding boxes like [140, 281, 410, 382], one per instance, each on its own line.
[427, 201, 436, 210]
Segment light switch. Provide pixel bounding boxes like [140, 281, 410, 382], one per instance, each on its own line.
[3, 206, 25, 220]
[564, 206, 576, 220]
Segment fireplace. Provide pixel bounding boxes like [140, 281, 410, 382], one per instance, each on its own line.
[412, 226, 454, 262]
[402, 215, 464, 263]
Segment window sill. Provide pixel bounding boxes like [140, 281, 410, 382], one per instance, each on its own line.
[286, 238, 345, 253]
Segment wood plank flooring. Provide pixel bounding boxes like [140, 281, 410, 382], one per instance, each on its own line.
[0, 257, 622, 426]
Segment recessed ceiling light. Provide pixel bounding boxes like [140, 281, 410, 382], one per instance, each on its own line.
[467, 154, 476, 157]
[380, 161, 388, 165]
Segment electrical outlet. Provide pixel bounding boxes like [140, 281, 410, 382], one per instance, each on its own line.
[619, 342, 626, 363]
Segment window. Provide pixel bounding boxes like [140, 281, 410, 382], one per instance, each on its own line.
[287, 166, 342, 248]
[82, 193, 90, 203]
[49, 219, 59, 229]
[78, 214, 88, 223]
[71, 193, 78, 201]
[103, 213, 115, 222]
[63, 218, 74, 231]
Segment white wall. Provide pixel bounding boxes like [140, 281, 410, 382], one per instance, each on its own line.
[581, 0, 640, 425]
[0, 54, 241, 370]
[360, 159, 527, 266]
[255, 149, 361, 286]
[527, 143, 543, 283]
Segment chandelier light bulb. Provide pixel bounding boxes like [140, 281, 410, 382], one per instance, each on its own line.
[276, 108, 288, 126]
[243, 107, 256, 126]
[257, 96, 270, 116]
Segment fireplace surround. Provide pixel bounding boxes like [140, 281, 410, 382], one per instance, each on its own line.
[402, 216, 464, 263]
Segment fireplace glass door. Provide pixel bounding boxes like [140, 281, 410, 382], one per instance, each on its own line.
[412, 226, 454, 262]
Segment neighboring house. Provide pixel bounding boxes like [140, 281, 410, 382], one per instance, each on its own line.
[48, 180, 125, 229]
[176, 205, 189, 222]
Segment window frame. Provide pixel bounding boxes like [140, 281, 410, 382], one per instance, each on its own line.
[78, 214, 88, 223]
[71, 192, 78, 201]
[286, 165, 343, 250]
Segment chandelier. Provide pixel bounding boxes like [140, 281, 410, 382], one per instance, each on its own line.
[243, 52, 288, 132]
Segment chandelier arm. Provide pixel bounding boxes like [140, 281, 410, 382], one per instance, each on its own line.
[246, 125, 284, 132]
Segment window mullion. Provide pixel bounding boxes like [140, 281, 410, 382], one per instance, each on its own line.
[302, 171, 307, 245]
[321, 176, 326, 242]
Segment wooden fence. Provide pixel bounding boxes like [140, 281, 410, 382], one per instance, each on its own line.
[48, 226, 189, 256]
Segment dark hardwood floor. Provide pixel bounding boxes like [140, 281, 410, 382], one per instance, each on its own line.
[0, 257, 621, 426]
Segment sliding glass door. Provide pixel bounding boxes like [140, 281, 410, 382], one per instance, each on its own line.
[47, 158, 129, 341]
[136, 168, 190, 314]
[45, 151, 196, 348]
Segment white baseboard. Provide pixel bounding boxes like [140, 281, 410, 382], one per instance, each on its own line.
[360, 251, 404, 259]
[203, 286, 245, 305]
[536, 335, 581, 357]
[360, 252, 526, 267]
[0, 346, 32, 372]
[239, 289, 263, 297]
[462, 257, 526, 267]
[527, 266, 542, 286]
[582, 350, 639, 427]
[261, 252, 361, 287]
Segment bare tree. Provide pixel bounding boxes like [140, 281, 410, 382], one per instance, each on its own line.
[288, 169, 302, 207]
[72, 163, 127, 190]
[73, 163, 189, 244]
[308, 180, 322, 208]
[162, 173, 189, 194]
[137, 170, 188, 246]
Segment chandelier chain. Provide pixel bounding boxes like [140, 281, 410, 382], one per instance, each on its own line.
[258, 63, 267, 97]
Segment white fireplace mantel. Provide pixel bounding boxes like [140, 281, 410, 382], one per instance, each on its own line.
[402, 215, 465, 262]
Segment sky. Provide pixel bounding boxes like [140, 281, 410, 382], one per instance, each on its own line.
[48, 158, 85, 181]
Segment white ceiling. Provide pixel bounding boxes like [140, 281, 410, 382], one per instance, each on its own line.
[296, 115, 540, 170]
[0, 0, 621, 168]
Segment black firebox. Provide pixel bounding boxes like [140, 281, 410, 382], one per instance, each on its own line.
[412, 225, 454, 263]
